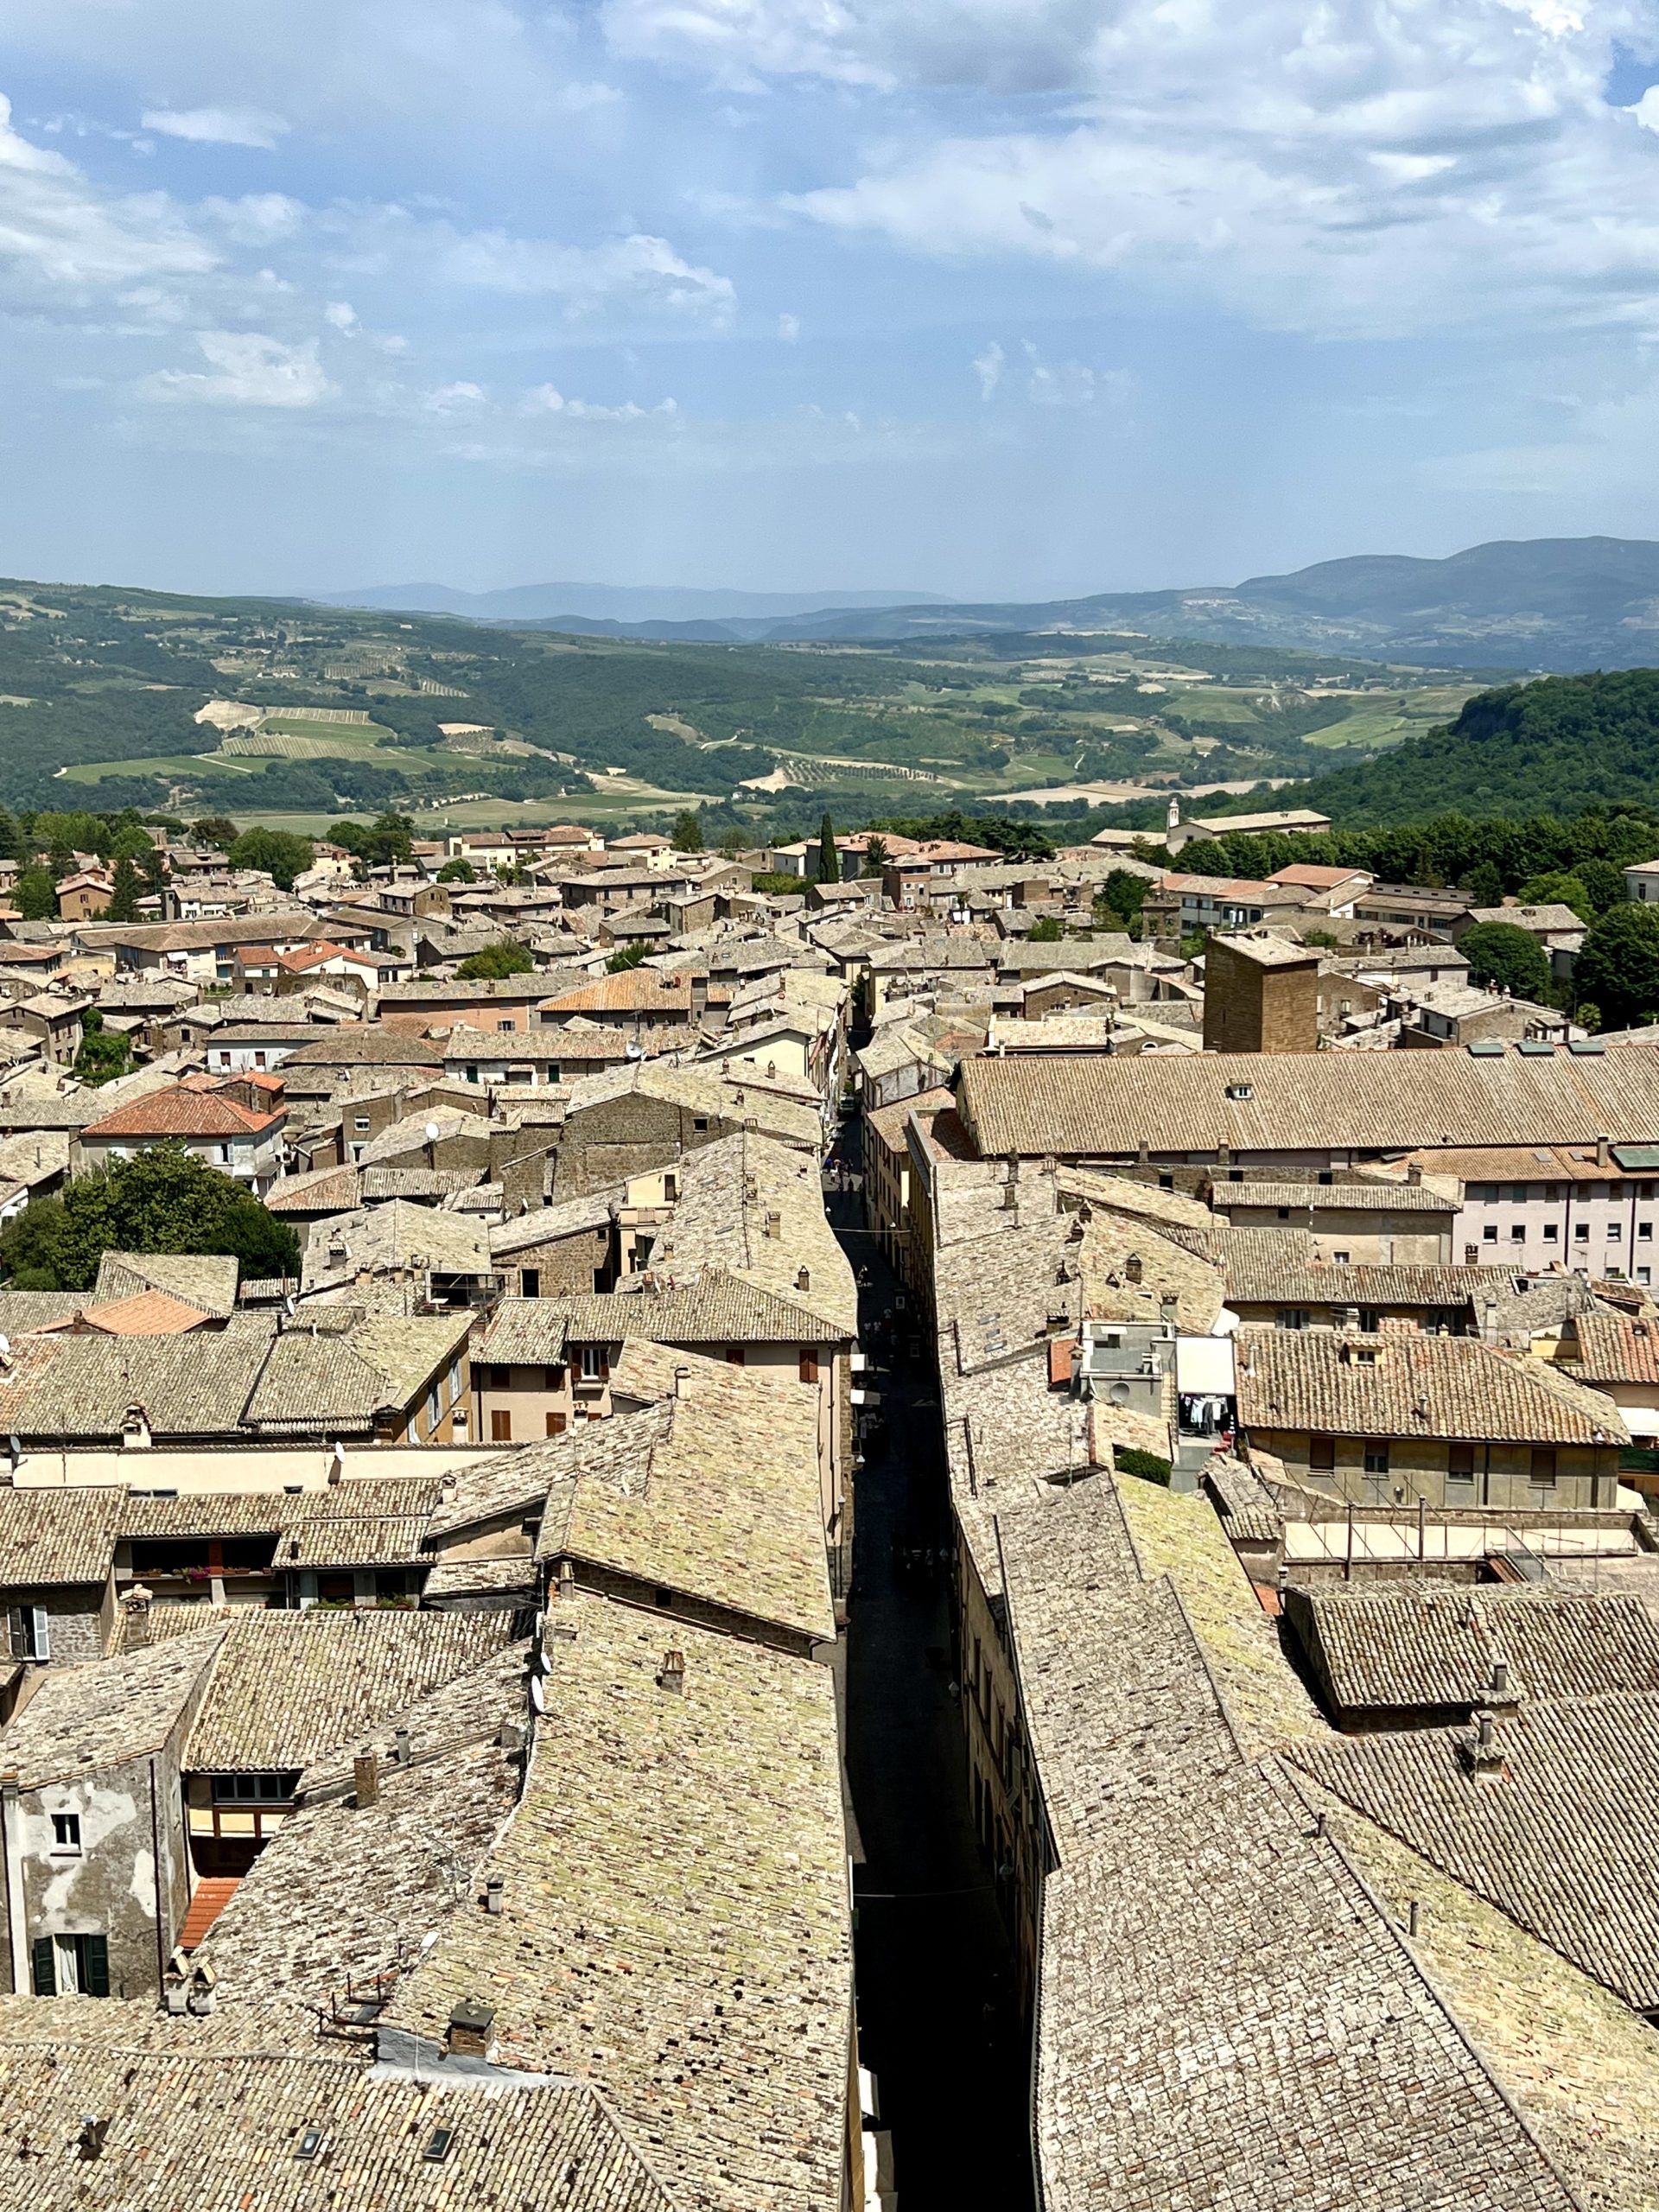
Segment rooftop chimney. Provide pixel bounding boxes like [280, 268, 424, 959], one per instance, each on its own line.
[797, 1265, 810, 1294]
[391, 1726, 411, 1766]
[764, 1210, 781, 1239]
[485, 1877, 505, 1916]
[1125, 1253, 1143, 1284]
[353, 1753, 379, 1808]
[122, 1586, 155, 1648]
[1597, 1134, 1611, 1167]
[446, 1997, 495, 2059]
[659, 1648, 686, 1694]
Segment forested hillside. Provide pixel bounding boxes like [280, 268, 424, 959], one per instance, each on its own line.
[1286, 669, 1659, 826]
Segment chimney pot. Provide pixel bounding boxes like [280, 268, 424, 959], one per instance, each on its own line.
[485, 1877, 505, 1916]
[392, 1726, 411, 1765]
[659, 1648, 686, 1694]
[353, 1753, 379, 1808]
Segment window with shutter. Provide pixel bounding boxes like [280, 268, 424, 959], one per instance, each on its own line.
[30, 1609, 48, 1662]
[491, 1410, 512, 1443]
[83, 1934, 111, 1999]
[8, 1609, 25, 1661]
[30, 1937, 54, 1996]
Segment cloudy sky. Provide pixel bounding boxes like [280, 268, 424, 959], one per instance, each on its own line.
[5, 0, 1659, 599]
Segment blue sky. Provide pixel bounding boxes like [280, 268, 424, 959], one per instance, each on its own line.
[4, 0, 1659, 599]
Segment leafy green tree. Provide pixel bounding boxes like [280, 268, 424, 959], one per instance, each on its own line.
[47, 839, 73, 881]
[817, 811, 838, 884]
[1094, 869, 1149, 928]
[228, 827, 315, 893]
[1573, 902, 1659, 1030]
[1463, 861, 1504, 908]
[671, 809, 704, 854]
[139, 842, 168, 896]
[105, 855, 143, 923]
[1027, 916, 1065, 942]
[0, 810, 20, 864]
[1516, 870, 1594, 921]
[72, 1007, 130, 1087]
[456, 939, 536, 980]
[0, 1144, 299, 1289]
[861, 836, 889, 879]
[108, 825, 155, 867]
[1459, 921, 1551, 1001]
[14, 867, 55, 921]
[190, 817, 239, 849]
[1577, 858, 1627, 915]
[607, 941, 649, 972]
[437, 858, 476, 883]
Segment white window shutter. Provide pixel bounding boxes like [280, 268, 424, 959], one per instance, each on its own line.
[31, 1608, 48, 1661]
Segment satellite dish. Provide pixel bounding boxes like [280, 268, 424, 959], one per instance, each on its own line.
[424, 1122, 441, 1143]
[529, 1676, 546, 1715]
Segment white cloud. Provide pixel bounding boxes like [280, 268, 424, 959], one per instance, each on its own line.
[521, 382, 678, 418]
[324, 300, 359, 332]
[971, 339, 1002, 397]
[423, 378, 488, 412]
[435, 226, 734, 321]
[142, 330, 333, 407]
[201, 193, 303, 245]
[0, 91, 216, 292]
[141, 105, 288, 149]
[778, 310, 800, 340]
[670, 1, 1659, 342]
[1022, 342, 1096, 407]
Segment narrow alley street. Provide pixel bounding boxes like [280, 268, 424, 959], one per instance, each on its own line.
[828, 1147, 1035, 2212]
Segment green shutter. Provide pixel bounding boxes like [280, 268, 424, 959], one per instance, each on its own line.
[83, 1934, 110, 1999]
[30, 1937, 54, 1996]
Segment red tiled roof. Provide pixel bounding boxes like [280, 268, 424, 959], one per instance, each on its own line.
[83, 1085, 283, 1141]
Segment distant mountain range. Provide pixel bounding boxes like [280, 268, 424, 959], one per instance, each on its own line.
[320, 538, 1659, 671]
[314, 581, 944, 623]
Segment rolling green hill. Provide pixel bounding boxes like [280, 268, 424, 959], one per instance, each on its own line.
[1292, 669, 1659, 826]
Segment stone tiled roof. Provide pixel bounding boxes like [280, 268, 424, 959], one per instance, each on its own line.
[489, 1189, 616, 1257]
[642, 1129, 856, 1338]
[184, 1609, 520, 1771]
[301, 1201, 491, 1290]
[264, 1163, 363, 1215]
[195, 1643, 530, 2011]
[0, 1630, 223, 1786]
[1289, 1694, 1659, 2011]
[531, 1274, 842, 1346]
[1236, 1327, 1630, 1444]
[997, 1478, 1577, 2212]
[0, 2050, 670, 2211]
[243, 1313, 471, 1432]
[549, 1378, 834, 1643]
[0, 1484, 126, 1586]
[561, 1058, 823, 1151]
[1567, 1309, 1659, 1385]
[1213, 1179, 1460, 1213]
[378, 1591, 850, 2212]
[1285, 1585, 1659, 1720]
[955, 1045, 1659, 1160]
[1224, 1245, 1487, 1310]
[96, 1251, 240, 1317]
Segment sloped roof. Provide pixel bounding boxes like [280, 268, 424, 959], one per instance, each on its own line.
[997, 1478, 1577, 2212]
[378, 1591, 849, 2212]
[0, 1485, 126, 1586]
[0, 2050, 670, 2211]
[184, 1608, 519, 1771]
[1285, 1585, 1659, 1719]
[955, 1045, 1659, 1161]
[0, 1630, 223, 1786]
[1236, 1328, 1630, 1445]
[95, 1252, 240, 1317]
[81, 1086, 280, 1140]
[1289, 1695, 1659, 2012]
